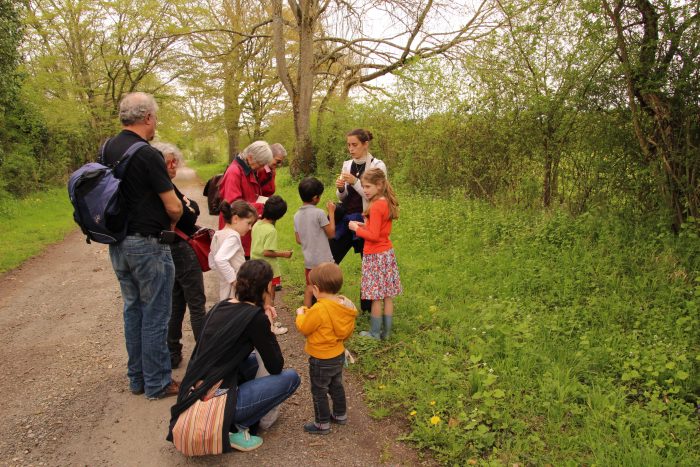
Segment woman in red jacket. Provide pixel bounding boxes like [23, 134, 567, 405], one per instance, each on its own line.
[218, 141, 273, 256]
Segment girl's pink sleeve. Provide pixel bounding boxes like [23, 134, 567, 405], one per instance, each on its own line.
[355, 201, 386, 242]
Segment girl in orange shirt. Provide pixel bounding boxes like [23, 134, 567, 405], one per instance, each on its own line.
[349, 168, 402, 339]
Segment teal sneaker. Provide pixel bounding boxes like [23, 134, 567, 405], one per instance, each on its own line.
[229, 429, 263, 451]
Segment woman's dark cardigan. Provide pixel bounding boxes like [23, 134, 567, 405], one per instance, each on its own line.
[166, 300, 284, 453]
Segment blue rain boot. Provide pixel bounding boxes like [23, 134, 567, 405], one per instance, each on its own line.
[360, 316, 382, 339]
[381, 315, 393, 340]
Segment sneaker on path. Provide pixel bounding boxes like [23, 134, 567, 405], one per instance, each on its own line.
[229, 429, 263, 451]
[303, 422, 330, 435]
[330, 414, 347, 425]
[272, 323, 288, 335]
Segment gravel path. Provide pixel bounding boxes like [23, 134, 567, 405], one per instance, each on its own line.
[0, 166, 433, 466]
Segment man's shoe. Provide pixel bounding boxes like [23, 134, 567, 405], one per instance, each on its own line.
[229, 429, 263, 451]
[130, 387, 144, 395]
[303, 422, 330, 435]
[146, 380, 180, 400]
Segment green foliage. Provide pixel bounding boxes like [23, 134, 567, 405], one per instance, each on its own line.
[344, 192, 699, 465]
[1, 149, 38, 196]
[0, 0, 22, 111]
[0, 188, 76, 273]
[192, 146, 217, 164]
[186, 160, 228, 183]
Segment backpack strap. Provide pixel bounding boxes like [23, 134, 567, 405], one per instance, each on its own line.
[98, 138, 112, 165]
[111, 141, 149, 178]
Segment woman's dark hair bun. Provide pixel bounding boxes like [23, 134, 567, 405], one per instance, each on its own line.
[347, 128, 373, 143]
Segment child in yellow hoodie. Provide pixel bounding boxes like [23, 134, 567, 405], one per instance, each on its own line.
[295, 262, 358, 435]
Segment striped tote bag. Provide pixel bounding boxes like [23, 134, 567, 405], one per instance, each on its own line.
[172, 382, 228, 456]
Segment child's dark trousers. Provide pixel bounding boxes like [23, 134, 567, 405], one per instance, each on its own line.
[309, 352, 346, 424]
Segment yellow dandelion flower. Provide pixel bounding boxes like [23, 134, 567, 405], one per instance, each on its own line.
[429, 305, 438, 313]
[430, 415, 441, 425]
[430, 400, 436, 406]
[379, 384, 386, 389]
[409, 410, 417, 416]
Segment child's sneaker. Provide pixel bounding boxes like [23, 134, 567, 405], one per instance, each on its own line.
[229, 429, 263, 451]
[330, 414, 347, 425]
[272, 323, 288, 335]
[303, 422, 330, 435]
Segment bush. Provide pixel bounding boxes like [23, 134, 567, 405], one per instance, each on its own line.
[193, 146, 217, 164]
[0, 148, 39, 195]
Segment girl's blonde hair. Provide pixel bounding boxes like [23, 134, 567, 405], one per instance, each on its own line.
[362, 168, 399, 220]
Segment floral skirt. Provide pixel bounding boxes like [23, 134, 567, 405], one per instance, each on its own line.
[361, 249, 402, 300]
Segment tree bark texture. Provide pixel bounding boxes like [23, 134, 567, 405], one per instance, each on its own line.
[603, 0, 700, 232]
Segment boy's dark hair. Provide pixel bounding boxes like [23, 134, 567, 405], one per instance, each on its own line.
[220, 199, 258, 223]
[235, 260, 273, 307]
[298, 177, 324, 202]
[262, 195, 288, 221]
[308, 262, 343, 294]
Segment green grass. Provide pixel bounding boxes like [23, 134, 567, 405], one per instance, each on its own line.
[185, 159, 228, 183]
[188, 166, 700, 465]
[358, 198, 700, 465]
[0, 188, 77, 273]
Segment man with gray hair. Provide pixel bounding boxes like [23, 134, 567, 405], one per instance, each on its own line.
[102, 92, 183, 400]
[218, 141, 273, 257]
[258, 143, 287, 197]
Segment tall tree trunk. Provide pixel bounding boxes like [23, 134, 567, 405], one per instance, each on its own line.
[603, 0, 700, 232]
[543, 154, 553, 208]
[223, 69, 242, 162]
[292, 0, 317, 176]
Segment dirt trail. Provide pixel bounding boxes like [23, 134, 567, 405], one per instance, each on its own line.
[0, 166, 431, 466]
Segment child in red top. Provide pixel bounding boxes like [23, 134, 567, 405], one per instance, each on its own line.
[348, 168, 402, 339]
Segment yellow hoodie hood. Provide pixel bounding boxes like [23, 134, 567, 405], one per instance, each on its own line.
[295, 296, 358, 359]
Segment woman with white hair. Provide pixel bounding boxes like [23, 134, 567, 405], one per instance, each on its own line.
[258, 143, 287, 197]
[218, 141, 273, 257]
[153, 141, 206, 369]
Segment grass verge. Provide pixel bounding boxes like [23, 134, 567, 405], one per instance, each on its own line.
[185, 159, 228, 184]
[0, 188, 77, 273]
[189, 166, 700, 465]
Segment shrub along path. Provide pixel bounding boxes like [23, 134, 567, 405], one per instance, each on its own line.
[0, 166, 432, 466]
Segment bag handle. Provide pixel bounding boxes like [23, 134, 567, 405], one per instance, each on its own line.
[174, 227, 190, 242]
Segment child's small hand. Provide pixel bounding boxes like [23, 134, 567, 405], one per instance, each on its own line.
[296, 306, 306, 315]
[327, 201, 336, 213]
[282, 250, 293, 258]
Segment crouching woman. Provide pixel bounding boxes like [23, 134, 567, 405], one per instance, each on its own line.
[167, 260, 300, 455]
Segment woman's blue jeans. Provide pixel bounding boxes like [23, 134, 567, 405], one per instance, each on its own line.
[233, 354, 301, 429]
[109, 235, 174, 397]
